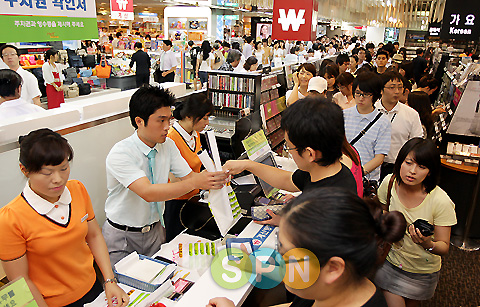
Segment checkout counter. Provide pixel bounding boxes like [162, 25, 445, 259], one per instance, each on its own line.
[0, 82, 186, 224]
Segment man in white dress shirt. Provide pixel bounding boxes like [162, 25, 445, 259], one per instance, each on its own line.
[156, 40, 177, 83]
[102, 85, 227, 264]
[0, 69, 44, 121]
[375, 70, 423, 180]
[0, 45, 42, 106]
[242, 36, 254, 59]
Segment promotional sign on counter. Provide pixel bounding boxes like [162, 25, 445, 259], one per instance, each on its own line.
[271, 0, 318, 41]
[0, 0, 98, 42]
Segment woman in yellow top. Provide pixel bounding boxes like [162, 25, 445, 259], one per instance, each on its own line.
[165, 93, 214, 241]
[374, 138, 457, 307]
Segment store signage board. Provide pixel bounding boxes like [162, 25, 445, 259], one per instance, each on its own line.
[271, 0, 318, 41]
[428, 22, 442, 39]
[110, 0, 134, 20]
[0, 0, 97, 42]
[440, 0, 480, 40]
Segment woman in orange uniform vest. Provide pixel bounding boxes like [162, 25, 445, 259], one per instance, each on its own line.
[0, 129, 129, 307]
[42, 49, 65, 109]
[165, 93, 214, 241]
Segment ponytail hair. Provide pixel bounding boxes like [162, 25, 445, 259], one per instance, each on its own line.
[172, 93, 214, 124]
[281, 188, 406, 280]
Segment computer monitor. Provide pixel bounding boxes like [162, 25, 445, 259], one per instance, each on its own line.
[254, 152, 280, 198]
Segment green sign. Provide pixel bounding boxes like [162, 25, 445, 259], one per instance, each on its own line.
[0, 277, 38, 307]
[0, 15, 98, 43]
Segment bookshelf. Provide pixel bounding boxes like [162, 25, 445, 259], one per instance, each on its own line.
[259, 72, 288, 155]
[207, 70, 262, 115]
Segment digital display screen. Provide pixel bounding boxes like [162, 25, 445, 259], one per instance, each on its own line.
[255, 152, 280, 198]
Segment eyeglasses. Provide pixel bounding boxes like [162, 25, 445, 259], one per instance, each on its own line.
[384, 86, 404, 91]
[283, 143, 297, 153]
[354, 91, 373, 98]
[2, 53, 18, 57]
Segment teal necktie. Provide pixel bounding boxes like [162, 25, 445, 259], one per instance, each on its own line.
[147, 149, 164, 226]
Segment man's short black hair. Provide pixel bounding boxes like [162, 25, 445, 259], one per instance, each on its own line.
[376, 49, 389, 59]
[416, 48, 424, 55]
[245, 36, 253, 44]
[417, 75, 440, 89]
[380, 70, 403, 88]
[0, 44, 19, 58]
[163, 40, 173, 47]
[365, 43, 375, 50]
[134, 42, 143, 49]
[393, 42, 399, 46]
[281, 97, 344, 166]
[129, 85, 175, 129]
[352, 72, 383, 103]
[188, 40, 194, 47]
[336, 53, 350, 66]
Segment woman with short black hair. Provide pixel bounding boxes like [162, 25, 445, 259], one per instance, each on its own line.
[374, 138, 457, 307]
[165, 93, 214, 241]
[0, 128, 129, 307]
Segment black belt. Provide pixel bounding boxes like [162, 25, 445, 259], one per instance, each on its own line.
[107, 219, 157, 233]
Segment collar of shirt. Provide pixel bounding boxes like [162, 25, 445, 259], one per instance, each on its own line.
[23, 181, 71, 215]
[354, 106, 379, 121]
[376, 99, 399, 114]
[0, 97, 29, 108]
[173, 121, 196, 149]
[132, 131, 159, 157]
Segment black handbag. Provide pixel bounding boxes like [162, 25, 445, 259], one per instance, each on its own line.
[78, 83, 91, 95]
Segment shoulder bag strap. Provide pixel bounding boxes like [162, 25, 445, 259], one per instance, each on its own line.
[385, 175, 395, 211]
[350, 112, 383, 146]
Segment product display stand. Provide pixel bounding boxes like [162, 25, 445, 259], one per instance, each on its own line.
[451, 165, 480, 251]
[259, 72, 287, 155]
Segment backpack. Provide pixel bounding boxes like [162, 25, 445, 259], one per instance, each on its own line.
[190, 46, 201, 68]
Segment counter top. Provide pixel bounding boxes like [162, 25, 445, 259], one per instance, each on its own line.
[441, 158, 478, 175]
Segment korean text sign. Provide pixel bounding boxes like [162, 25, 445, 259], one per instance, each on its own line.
[110, 0, 134, 21]
[440, 0, 480, 40]
[0, 0, 98, 42]
[271, 0, 318, 41]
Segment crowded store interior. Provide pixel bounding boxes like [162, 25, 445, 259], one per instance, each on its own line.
[0, 0, 480, 306]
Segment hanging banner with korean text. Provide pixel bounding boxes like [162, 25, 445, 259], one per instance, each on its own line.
[440, 0, 480, 40]
[110, 0, 134, 21]
[0, 0, 98, 42]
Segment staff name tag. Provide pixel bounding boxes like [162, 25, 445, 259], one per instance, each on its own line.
[81, 213, 89, 223]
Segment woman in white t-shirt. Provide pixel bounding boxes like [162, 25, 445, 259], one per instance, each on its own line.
[253, 41, 264, 67]
[286, 63, 316, 106]
[196, 41, 214, 87]
[374, 138, 457, 306]
[333, 72, 355, 109]
[273, 41, 283, 67]
[42, 49, 64, 109]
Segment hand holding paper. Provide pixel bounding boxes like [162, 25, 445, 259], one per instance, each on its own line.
[192, 170, 228, 190]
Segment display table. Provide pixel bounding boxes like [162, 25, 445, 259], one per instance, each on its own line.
[439, 159, 480, 249]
